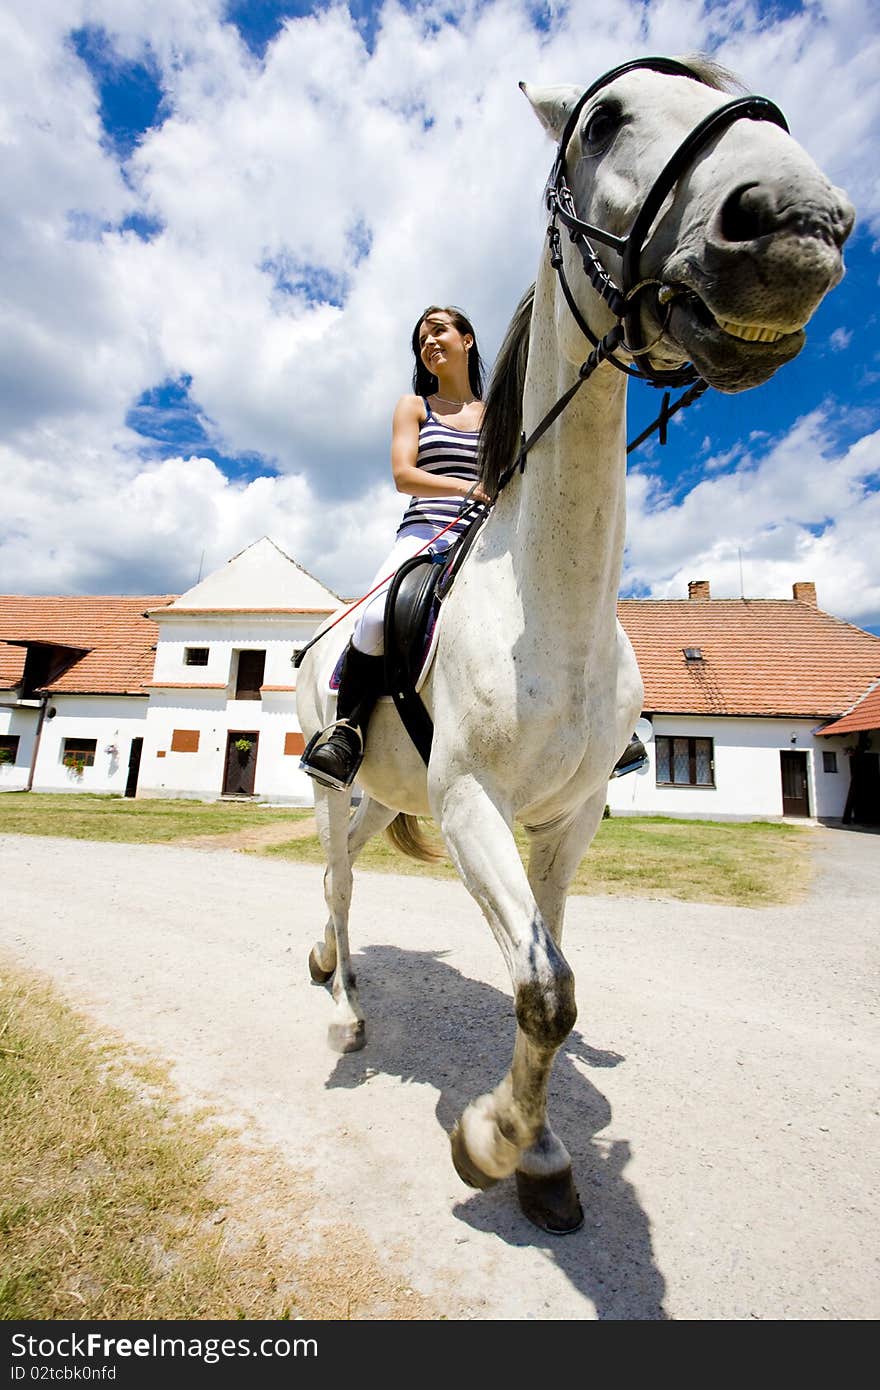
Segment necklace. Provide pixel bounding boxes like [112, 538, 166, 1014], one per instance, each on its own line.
[433, 394, 473, 406]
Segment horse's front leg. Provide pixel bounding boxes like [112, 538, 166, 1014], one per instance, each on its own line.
[434, 774, 583, 1234]
[310, 790, 396, 1053]
[513, 791, 608, 1225]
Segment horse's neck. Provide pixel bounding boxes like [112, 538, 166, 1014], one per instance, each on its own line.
[496, 262, 629, 644]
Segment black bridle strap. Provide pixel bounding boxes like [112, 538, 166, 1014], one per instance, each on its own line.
[625, 379, 710, 455]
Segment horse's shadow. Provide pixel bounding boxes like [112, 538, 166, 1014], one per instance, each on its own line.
[323, 944, 667, 1321]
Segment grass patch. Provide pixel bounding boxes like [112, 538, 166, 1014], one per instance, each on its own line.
[0, 793, 311, 843]
[0, 793, 812, 907]
[0, 960, 436, 1321]
[263, 813, 811, 907]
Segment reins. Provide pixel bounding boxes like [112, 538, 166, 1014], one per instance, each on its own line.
[297, 59, 790, 665]
[495, 56, 788, 497]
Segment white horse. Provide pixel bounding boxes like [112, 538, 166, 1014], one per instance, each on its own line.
[296, 57, 853, 1233]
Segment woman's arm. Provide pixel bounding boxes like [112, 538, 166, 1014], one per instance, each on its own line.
[390, 395, 487, 500]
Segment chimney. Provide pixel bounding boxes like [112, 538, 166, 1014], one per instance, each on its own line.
[688, 579, 711, 601]
[792, 581, 817, 606]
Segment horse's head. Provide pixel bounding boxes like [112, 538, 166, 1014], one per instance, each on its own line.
[524, 60, 854, 392]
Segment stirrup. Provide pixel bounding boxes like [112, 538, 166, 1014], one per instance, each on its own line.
[299, 720, 365, 791]
[610, 737, 648, 778]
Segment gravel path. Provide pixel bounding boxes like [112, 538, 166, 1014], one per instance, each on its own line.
[2, 826, 878, 1321]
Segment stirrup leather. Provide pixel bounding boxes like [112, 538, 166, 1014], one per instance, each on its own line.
[299, 719, 365, 791]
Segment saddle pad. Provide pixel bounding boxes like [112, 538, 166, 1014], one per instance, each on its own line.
[414, 601, 443, 693]
[329, 649, 344, 690]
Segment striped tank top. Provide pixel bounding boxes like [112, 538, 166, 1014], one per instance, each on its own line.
[396, 399, 481, 537]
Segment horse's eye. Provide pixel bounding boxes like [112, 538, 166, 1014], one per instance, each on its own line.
[582, 104, 619, 152]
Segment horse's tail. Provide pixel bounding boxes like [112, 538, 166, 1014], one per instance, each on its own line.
[385, 813, 445, 864]
[478, 282, 535, 497]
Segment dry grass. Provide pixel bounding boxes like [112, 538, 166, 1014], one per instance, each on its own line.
[0, 960, 439, 1321]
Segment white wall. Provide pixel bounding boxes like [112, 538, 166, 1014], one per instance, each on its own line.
[607, 715, 856, 820]
[0, 701, 39, 792]
[137, 614, 319, 804]
[28, 696, 148, 795]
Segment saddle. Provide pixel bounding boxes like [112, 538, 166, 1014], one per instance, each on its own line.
[382, 510, 488, 765]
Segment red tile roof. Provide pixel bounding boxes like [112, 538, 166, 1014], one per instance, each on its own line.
[0, 596, 175, 696]
[815, 680, 880, 735]
[619, 598, 880, 718]
[2, 591, 878, 718]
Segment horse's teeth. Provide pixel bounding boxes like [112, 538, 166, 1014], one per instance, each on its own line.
[714, 317, 789, 344]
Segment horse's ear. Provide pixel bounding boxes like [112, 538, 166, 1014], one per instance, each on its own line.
[519, 82, 580, 140]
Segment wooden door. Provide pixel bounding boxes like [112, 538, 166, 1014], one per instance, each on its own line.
[125, 738, 143, 798]
[223, 731, 259, 796]
[847, 749, 880, 825]
[780, 750, 810, 817]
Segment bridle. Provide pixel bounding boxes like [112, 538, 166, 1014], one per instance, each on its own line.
[495, 56, 789, 493]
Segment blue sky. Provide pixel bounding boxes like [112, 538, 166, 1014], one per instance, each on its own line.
[2, 0, 879, 629]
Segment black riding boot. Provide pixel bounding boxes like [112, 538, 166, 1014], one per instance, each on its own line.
[299, 642, 385, 791]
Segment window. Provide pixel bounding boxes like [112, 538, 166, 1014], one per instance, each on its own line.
[235, 650, 266, 700]
[822, 750, 838, 773]
[284, 732, 305, 756]
[656, 735, 715, 787]
[170, 729, 200, 752]
[62, 737, 96, 768]
[184, 647, 209, 666]
[0, 734, 20, 765]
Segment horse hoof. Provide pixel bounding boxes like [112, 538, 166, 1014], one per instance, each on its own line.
[515, 1167, 584, 1234]
[328, 1019, 365, 1053]
[308, 945, 334, 984]
[450, 1122, 500, 1191]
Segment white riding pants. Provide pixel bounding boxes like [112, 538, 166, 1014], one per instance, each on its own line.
[352, 524, 456, 656]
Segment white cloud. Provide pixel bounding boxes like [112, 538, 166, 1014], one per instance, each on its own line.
[829, 326, 852, 351]
[1, 0, 878, 628]
[624, 410, 880, 628]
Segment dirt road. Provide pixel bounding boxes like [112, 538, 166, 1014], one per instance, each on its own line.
[1, 825, 877, 1320]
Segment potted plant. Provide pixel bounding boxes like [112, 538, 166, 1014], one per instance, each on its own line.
[234, 737, 253, 759]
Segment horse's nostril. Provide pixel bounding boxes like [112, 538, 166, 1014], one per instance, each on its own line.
[720, 183, 780, 242]
[720, 183, 854, 249]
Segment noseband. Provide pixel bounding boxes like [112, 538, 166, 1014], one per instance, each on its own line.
[494, 57, 789, 494]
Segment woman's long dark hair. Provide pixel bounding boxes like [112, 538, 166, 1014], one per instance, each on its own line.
[411, 304, 485, 399]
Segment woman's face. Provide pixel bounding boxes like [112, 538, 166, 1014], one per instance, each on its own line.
[418, 312, 472, 377]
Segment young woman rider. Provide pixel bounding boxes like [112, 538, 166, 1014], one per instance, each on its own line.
[300, 304, 489, 790]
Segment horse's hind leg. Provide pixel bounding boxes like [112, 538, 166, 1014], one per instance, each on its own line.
[309, 791, 396, 1053]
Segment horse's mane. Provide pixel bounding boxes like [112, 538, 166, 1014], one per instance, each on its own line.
[479, 57, 743, 496]
[679, 53, 744, 94]
[478, 283, 535, 497]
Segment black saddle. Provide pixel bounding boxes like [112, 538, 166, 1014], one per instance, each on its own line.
[383, 511, 487, 765]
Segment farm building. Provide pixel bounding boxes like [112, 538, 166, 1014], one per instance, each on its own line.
[1, 543, 878, 823]
[607, 580, 880, 823]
